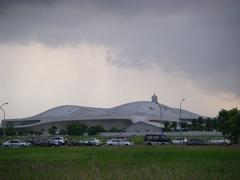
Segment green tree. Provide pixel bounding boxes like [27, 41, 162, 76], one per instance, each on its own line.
[48, 126, 58, 135]
[189, 119, 203, 131]
[35, 130, 42, 136]
[217, 108, 240, 143]
[94, 125, 105, 132]
[170, 122, 177, 131]
[231, 110, 240, 142]
[163, 122, 170, 131]
[109, 127, 121, 132]
[205, 118, 217, 131]
[59, 129, 68, 135]
[181, 122, 188, 131]
[5, 126, 16, 136]
[40, 129, 45, 135]
[67, 123, 88, 136]
[212, 118, 217, 130]
[87, 125, 106, 135]
[87, 126, 97, 135]
[197, 117, 204, 125]
[231, 111, 240, 143]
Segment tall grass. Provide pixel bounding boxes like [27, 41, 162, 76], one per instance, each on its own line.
[0, 146, 239, 180]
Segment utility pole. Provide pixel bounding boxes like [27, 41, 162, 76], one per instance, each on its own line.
[179, 98, 185, 138]
[0, 102, 8, 137]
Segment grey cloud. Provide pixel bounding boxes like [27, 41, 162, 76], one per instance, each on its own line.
[0, 0, 240, 96]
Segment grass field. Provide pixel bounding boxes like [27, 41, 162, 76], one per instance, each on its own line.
[0, 146, 240, 180]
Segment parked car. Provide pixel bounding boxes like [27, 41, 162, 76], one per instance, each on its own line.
[2, 139, 31, 148]
[48, 138, 63, 147]
[106, 139, 133, 146]
[209, 137, 231, 145]
[84, 138, 102, 146]
[32, 138, 51, 147]
[52, 137, 66, 145]
[144, 134, 172, 145]
[172, 137, 188, 145]
[186, 138, 210, 145]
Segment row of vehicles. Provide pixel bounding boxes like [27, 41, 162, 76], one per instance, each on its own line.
[1, 135, 231, 148]
[2, 139, 32, 148]
[2, 137, 66, 148]
[1, 137, 133, 147]
[75, 138, 133, 146]
[144, 134, 231, 145]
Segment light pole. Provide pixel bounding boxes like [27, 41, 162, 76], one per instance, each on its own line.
[0, 102, 8, 137]
[158, 103, 163, 121]
[158, 103, 163, 135]
[179, 98, 185, 138]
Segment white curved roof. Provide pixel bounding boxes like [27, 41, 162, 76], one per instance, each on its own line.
[7, 101, 203, 127]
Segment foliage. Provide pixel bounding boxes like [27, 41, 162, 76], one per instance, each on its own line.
[87, 125, 106, 135]
[67, 123, 88, 136]
[34, 130, 43, 136]
[95, 124, 106, 132]
[185, 117, 217, 131]
[197, 117, 204, 125]
[1, 127, 36, 136]
[205, 118, 217, 131]
[163, 122, 170, 131]
[48, 126, 58, 135]
[217, 108, 240, 143]
[5, 126, 16, 136]
[87, 126, 97, 135]
[188, 119, 203, 131]
[109, 127, 122, 132]
[181, 122, 188, 131]
[170, 122, 177, 131]
[17, 128, 34, 136]
[59, 129, 68, 135]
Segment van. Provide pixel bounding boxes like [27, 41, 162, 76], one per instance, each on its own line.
[144, 134, 172, 145]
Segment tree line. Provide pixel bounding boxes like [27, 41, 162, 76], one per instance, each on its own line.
[164, 117, 218, 132]
[1, 108, 239, 143]
[163, 108, 240, 143]
[0, 123, 123, 136]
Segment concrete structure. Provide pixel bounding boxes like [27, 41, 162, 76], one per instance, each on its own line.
[5, 95, 203, 132]
[126, 121, 164, 133]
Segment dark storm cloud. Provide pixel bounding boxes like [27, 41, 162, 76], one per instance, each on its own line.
[0, 0, 240, 97]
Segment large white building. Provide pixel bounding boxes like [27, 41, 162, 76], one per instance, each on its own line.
[5, 95, 203, 132]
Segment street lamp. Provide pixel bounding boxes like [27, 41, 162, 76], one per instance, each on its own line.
[0, 102, 8, 137]
[158, 103, 163, 135]
[179, 98, 185, 137]
[158, 103, 163, 121]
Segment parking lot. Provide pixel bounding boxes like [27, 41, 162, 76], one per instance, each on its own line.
[0, 134, 233, 148]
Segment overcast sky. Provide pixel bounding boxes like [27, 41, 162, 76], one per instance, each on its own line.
[0, 0, 239, 118]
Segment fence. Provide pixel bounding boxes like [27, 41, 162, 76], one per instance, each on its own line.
[100, 131, 223, 137]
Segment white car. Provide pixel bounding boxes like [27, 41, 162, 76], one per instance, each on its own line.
[106, 139, 133, 146]
[53, 137, 65, 145]
[48, 137, 66, 146]
[172, 138, 188, 145]
[2, 139, 31, 148]
[209, 138, 231, 145]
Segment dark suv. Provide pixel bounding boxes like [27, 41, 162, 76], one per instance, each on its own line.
[186, 138, 210, 145]
[144, 134, 172, 145]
